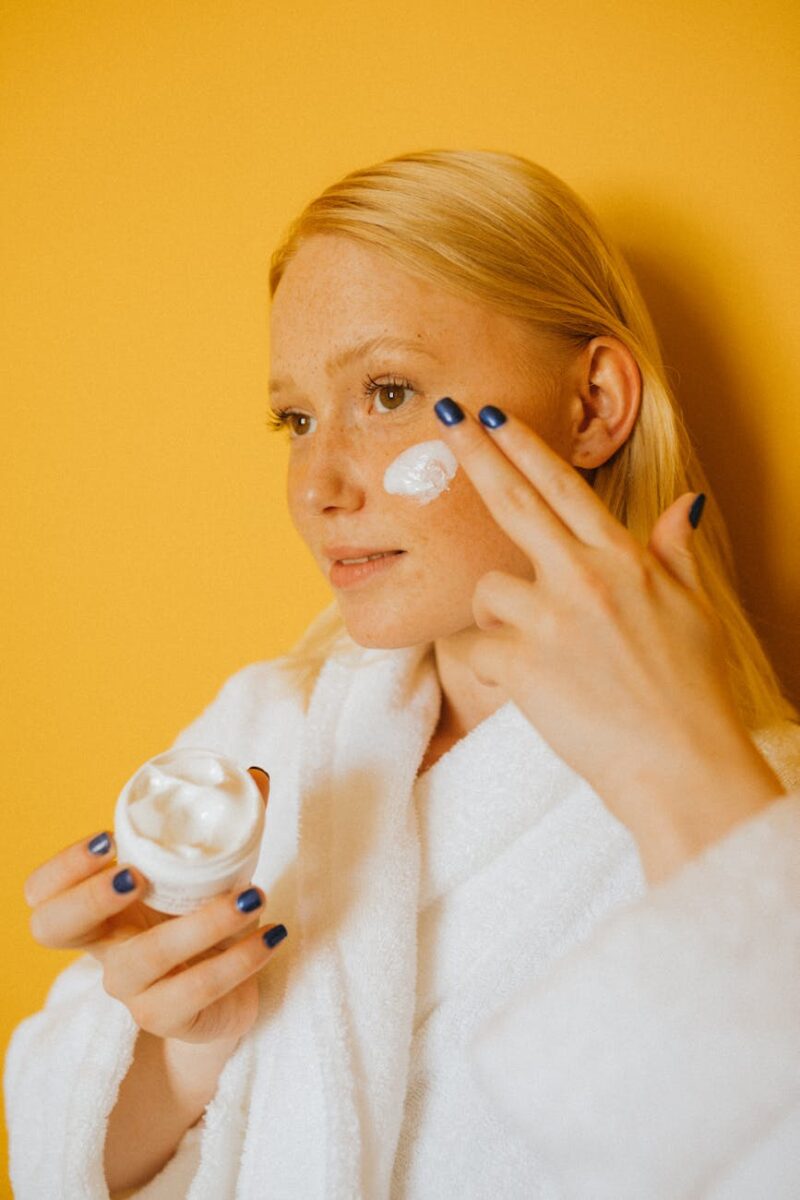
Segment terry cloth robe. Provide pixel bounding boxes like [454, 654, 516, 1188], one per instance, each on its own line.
[4, 637, 800, 1199]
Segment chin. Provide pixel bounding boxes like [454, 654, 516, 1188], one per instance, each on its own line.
[342, 621, 428, 651]
[338, 603, 471, 651]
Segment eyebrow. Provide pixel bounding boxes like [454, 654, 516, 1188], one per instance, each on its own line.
[269, 335, 441, 395]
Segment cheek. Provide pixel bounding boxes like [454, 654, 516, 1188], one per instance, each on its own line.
[405, 458, 534, 582]
[284, 463, 309, 537]
[383, 440, 459, 506]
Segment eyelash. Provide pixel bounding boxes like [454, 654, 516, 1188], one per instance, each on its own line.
[265, 373, 418, 438]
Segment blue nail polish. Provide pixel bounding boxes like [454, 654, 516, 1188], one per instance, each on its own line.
[112, 868, 135, 894]
[479, 405, 506, 428]
[263, 924, 287, 948]
[688, 493, 706, 529]
[88, 832, 112, 855]
[434, 397, 464, 425]
[236, 887, 263, 913]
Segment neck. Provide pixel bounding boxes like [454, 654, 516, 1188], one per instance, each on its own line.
[431, 626, 511, 741]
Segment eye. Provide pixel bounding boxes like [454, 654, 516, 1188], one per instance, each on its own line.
[362, 373, 417, 413]
[264, 373, 418, 440]
[265, 407, 315, 438]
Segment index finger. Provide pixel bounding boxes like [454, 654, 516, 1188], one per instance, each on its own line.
[434, 399, 627, 553]
[24, 767, 269, 909]
[24, 830, 118, 908]
[433, 399, 577, 569]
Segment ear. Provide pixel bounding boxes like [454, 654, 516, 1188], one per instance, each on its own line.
[565, 336, 642, 469]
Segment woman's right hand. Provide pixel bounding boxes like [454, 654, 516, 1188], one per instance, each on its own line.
[23, 768, 286, 1044]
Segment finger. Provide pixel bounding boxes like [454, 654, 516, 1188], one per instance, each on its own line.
[433, 398, 577, 571]
[29, 862, 147, 949]
[247, 766, 271, 807]
[103, 885, 268, 998]
[23, 830, 118, 909]
[472, 569, 538, 631]
[475, 406, 630, 548]
[434, 400, 628, 558]
[466, 624, 522, 689]
[131, 923, 288, 1038]
[647, 492, 704, 593]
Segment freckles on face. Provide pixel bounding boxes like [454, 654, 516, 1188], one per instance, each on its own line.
[382, 439, 459, 505]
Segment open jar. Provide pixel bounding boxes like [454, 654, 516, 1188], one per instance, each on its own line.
[113, 746, 265, 915]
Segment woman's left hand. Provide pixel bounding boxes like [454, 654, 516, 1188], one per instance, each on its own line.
[433, 400, 787, 884]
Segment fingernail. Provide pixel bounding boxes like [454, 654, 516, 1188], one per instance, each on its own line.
[88, 831, 112, 855]
[688, 493, 706, 529]
[433, 397, 464, 425]
[263, 924, 287, 948]
[248, 766, 270, 782]
[112, 868, 136, 894]
[236, 887, 263, 913]
[479, 405, 506, 429]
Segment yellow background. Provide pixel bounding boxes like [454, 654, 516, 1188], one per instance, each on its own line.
[2, 0, 798, 1190]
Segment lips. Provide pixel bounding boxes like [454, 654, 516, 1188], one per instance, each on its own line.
[329, 550, 406, 588]
[323, 545, 405, 562]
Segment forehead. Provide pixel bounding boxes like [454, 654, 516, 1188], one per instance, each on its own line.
[269, 234, 531, 367]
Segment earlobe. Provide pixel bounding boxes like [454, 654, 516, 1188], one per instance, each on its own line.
[567, 337, 642, 469]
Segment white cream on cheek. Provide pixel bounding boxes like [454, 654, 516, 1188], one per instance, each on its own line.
[383, 439, 458, 505]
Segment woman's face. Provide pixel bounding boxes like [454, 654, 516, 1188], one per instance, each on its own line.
[269, 234, 573, 649]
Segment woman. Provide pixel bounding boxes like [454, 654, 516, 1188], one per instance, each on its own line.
[6, 149, 800, 1199]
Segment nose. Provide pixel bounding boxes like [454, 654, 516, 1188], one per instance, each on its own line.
[289, 422, 370, 517]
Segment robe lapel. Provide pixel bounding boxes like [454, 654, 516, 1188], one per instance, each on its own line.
[291, 639, 441, 1198]
[415, 697, 604, 908]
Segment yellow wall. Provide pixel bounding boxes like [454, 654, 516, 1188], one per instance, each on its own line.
[2, 0, 798, 1189]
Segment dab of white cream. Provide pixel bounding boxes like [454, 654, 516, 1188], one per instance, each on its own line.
[126, 752, 254, 860]
[383, 440, 458, 505]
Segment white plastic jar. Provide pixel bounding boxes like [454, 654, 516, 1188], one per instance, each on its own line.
[113, 746, 265, 915]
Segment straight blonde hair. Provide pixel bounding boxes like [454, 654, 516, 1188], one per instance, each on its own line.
[268, 149, 797, 729]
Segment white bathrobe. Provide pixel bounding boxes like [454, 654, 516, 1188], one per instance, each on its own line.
[5, 637, 800, 1199]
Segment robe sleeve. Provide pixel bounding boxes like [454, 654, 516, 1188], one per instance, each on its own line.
[467, 787, 800, 1200]
[3, 662, 271, 1200]
[4, 952, 141, 1199]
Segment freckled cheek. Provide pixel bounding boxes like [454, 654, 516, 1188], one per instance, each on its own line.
[284, 465, 313, 540]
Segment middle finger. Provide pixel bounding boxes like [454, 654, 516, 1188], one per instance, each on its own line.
[103, 885, 268, 998]
[433, 398, 577, 572]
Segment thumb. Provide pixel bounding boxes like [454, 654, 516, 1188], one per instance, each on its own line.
[647, 492, 705, 592]
[248, 766, 271, 808]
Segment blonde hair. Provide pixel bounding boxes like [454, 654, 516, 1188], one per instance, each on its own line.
[268, 148, 797, 728]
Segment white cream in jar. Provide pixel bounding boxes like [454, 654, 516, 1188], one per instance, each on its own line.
[113, 747, 265, 915]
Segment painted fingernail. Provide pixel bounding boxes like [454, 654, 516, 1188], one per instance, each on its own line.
[688, 493, 706, 529]
[88, 831, 112, 855]
[433, 397, 464, 425]
[236, 887, 263, 913]
[479, 405, 506, 428]
[263, 924, 287, 948]
[112, 868, 136, 894]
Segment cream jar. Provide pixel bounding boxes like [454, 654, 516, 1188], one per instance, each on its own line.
[113, 746, 265, 915]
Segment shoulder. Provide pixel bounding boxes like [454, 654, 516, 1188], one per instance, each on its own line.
[171, 654, 307, 759]
[212, 655, 304, 710]
[212, 653, 308, 711]
[751, 718, 800, 793]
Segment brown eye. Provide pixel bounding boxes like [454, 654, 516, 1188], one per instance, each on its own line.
[287, 413, 312, 436]
[265, 408, 316, 438]
[376, 384, 409, 410]
[363, 374, 416, 413]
